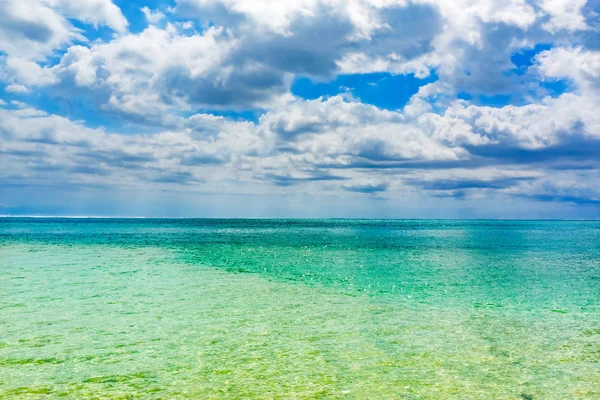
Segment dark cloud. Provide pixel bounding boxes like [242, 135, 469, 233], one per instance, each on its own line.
[158, 63, 288, 110]
[352, 139, 401, 162]
[167, 2, 442, 110]
[75, 150, 156, 167]
[343, 183, 387, 194]
[316, 158, 473, 170]
[179, 153, 229, 166]
[520, 194, 600, 206]
[257, 172, 348, 187]
[451, 23, 531, 96]
[0, 149, 49, 158]
[164, 11, 355, 111]
[405, 177, 534, 191]
[366, 4, 441, 62]
[240, 11, 354, 78]
[430, 190, 467, 199]
[175, 1, 247, 29]
[24, 162, 111, 177]
[148, 171, 200, 184]
[268, 120, 325, 139]
[465, 137, 600, 167]
[70, 165, 112, 176]
[0, 17, 54, 43]
[0, 178, 111, 191]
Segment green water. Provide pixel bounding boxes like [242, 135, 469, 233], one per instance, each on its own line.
[1, 219, 599, 399]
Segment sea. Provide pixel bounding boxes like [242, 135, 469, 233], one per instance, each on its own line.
[1, 218, 599, 398]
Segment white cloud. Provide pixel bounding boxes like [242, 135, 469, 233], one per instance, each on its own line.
[427, 91, 600, 150]
[53, 0, 128, 32]
[5, 84, 30, 93]
[5, 0, 576, 120]
[1, 0, 600, 216]
[0, 1, 81, 60]
[176, 0, 389, 37]
[0, 0, 126, 61]
[536, 47, 600, 92]
[141, 6, 166, 25]
[54, 25, 289, 112]
[4, 57, 59, 86]
[0, 82, 598, 217]
[540, 0, 590, 32]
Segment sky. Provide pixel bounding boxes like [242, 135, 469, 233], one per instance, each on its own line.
[0, 0, 599, 218]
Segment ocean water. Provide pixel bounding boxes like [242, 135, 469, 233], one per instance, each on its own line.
[1, 219, 599, 399]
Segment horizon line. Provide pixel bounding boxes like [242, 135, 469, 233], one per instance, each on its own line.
[1, 215, 599, 222]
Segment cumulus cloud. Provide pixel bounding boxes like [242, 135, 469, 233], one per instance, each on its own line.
[540, 0, 590, 33]
[1, 0, 600, 217]
[6, 0, 595, 118]
[54, 0, 128, 32]
[141, 7, 166, 25]
[536, 47, 600, 91]
[2, 87, 599, 212]
[21, 24, 296, 119]
[5, 84, 30, 93]
[421, 92, 600, 150]
[343, 182, 388, 194]
[0, 0, 126, 60]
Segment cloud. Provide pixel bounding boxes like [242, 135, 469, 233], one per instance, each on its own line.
[1, 0, 600, 217]
[5, 84, 30, 93]
[7, 0, 593, 121]
[0, 1, 80, 60]
[141, 7, 166, 25]
[0, 0, 126, 60]
[536, 47, 600, 91]
[55, 0, 128, 32]
[1, 88, 600, 216]
[405, 176, 534, 191]
[540, 0, 590, 33]
[515, 174, 600, 206]
[147, 170, 201, 184]
[421, 92, 600, 150]
[3, 57, 59, 86]
[259, 96, 462, 166]
[343, 182, 388, 194]
[526, 193, 600, 206]
[257, 172, 348, 187]
[28, 24, 294, 119]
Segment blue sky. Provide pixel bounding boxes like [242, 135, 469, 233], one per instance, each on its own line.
[0, 0, 599, 218]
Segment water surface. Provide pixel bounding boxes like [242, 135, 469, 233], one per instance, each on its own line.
[1, 219, 599, 398]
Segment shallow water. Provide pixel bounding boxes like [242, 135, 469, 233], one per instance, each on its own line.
[1, 219, 599, 398]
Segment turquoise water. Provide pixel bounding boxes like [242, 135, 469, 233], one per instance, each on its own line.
[1, 219, 599, 398]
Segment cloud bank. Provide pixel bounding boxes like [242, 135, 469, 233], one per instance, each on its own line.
[1, 0, 599, 218]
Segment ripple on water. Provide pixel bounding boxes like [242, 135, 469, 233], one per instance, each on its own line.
[1, 219, 600, 398]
